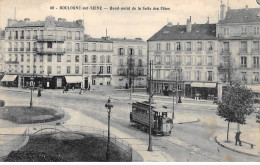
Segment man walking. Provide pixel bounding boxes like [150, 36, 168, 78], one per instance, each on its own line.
[235, 131, 242, 146]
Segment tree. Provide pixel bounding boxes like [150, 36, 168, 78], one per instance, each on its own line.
[216, 84, 254, 141]
[256, 110, 260, 123]
[218, 55, 238, 86]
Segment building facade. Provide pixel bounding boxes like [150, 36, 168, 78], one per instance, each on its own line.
[111, 38, 147, 89]
[217, 4, 260, 102]
[82, 36, 113, 90]
[148, 20, 218, 99]
[0, 30, 5, 80]
[3, 16, 84, 89]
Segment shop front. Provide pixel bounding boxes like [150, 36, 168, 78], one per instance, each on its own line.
[191, 82, 217, 100]
[65, 76, 82, 89]
[0, 75, 18, 87]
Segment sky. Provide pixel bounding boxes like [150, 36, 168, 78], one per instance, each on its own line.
[0, 0, 259, 40]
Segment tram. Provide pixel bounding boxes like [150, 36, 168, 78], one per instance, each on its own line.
[130, 101, 173, 136]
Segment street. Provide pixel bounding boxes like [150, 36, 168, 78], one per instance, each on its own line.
[0, 89, 259, 162]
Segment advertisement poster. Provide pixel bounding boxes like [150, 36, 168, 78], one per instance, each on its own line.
[0, 0, 259, 163]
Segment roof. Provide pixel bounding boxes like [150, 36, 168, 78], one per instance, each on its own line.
[148, 24, 217, 41]
[110, 38, 145, 43]
[219, 8, 260, 24]
[0, 30, 5, 38]
[6, 20, 83, 28]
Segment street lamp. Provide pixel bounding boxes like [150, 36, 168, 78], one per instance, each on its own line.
[29, 77, 34, 108]
[105, 96, 113, 161]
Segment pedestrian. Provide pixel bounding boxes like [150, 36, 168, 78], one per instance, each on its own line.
[88, 84, 91, 91]
[63, 86, 66, 93]
[79, 88, 83, 95]
[235, 131, 242, 146]
[37, 88, 41, 97]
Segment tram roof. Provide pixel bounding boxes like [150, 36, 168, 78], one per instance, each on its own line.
[134, 101, 173, 113]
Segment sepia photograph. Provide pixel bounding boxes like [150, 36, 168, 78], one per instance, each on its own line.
[0, 0, 259, 162]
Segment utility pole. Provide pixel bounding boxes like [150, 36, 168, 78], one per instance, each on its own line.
[148, 60, 153, 151]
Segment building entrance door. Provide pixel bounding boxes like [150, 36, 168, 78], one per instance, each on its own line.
[84, 78, 88, 89]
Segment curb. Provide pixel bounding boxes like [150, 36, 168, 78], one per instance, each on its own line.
[215, 136, 259, 157]
[176, 118, 200, 124]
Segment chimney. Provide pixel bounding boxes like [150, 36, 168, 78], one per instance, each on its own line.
[186, 16, 192, 33]
[207, 17, 210, 24]
[220, 1, 226, 21]
[24, 18, 30, 23]
[76, 19, 83, 26]
[245, 4, 248, 10]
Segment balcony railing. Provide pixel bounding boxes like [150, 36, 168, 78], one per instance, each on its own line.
[238, 49, 248, 55]
[20, 48, 24, 51]
[36, 48, 66, 55]
[14, 48, 18, 51]
[8, 36, 12, 40]
[75, 37, 80, 40]
[14, 36, 18, 40]
[26, 36, 31, 39]
[253, 64, 260, 68]
[218, 33, 256, 40]
[37, 35, 66, 42]
[221, 48, 232, 55]
[20, 36, 24, 39]
[8, 48, 12, 51]
[33, 48, 37, 51]
[66, 48, 72, 52]
[240, 64, 247, 68]
[5, 61, 19, 64]
[32, 36, 37, 39]
[26, 48, 30, 51]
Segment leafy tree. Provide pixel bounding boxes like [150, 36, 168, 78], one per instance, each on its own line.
[256, 110, 260, 123]
[217, 56, 238, 85]
[216, 84, 254, 141]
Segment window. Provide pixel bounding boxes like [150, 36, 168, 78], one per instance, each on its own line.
[57, 55, 61, 62]
[253, 41, 259, 52]
[75, 55, 79, 62]
[92, 43, 96, 51]
[27, 66, 30, 73]
[26, 42, 30, 51]
[67, 55, 71, 62]
[138, 48, 142, 55]
[40, 66, 43, 74]
[176, 56, 181, 65]
[26, 30, 31, 39]
[84, 66, 88, 74]
[165, 56, 170, 65]
[75, 43, 80, 52]
[240, 41, 247, 52]
[241, 27, 247, 35]
[100, 44, 103, 50]
[128, 48, 134, 55]
[241, 72, 247, 82]
[208, 71, 213, 81]
[100, 55, 105, 63]
[84, 55, 88, 63]
[14, 65, 18, 72]
[14, 31, 18, 39]
[33, 30, 37, 39]
[92, 66, 96, 74]
[47, 42, 52, 48]
[92, 77, 96, 85]
[186, 56, 191, 65]
[75, 65, 79, 74]
[196, 70, 201, 81]
[138, 59, 143, 66]
[8, 65, 12, 72]
[186, 71, 191, 81]
[21, 30, 24, 39]
[253, 72, 259, 82]
[33, 65, 36, 73]
[223, 42, 230, 52]
[57, 66, 61, 74]
[21, 54, 24, 62]
[40, 55, 43, 62]
[20, 65, 23, 73]
[186, 42, 191, 51]
[119, 59, 123, 66]
[208, 56, 213, 65]
[92, 55, 96, 63]
[14, 42, 18, 51]
[15, 54, 18, 61]
[254, 27, 260, 35]
[33, 55, 36, 62]
[106, 55, 111, 63]
[155, 56, 161, 64]
[75, 31, 80, 40]
[67, 42, 72, 51]
[99, 66, 103, 74]
[119, 48, 124, 55]
[197, 56, 202, 65]
[107, 66, 111, 74]
[156, 43, 161, 51]
[67, 31, 72, 39]
[47, 55, 52, 62]
[166, 43, 171, 51]
[224, 28, 229, 36]
[20, 42, 24, 51]
[241, 57, 247, 68]
[47, 66, 52, 74]
[156, 70, 161, 79]
[84, 43, 88, 51]
[197, 42, 202, 51]
[176, 42, 181, 51]
[67, 66, 71, 74]
[27, 54, 30, 62]
[8, 54, 12, 61]
[253, 57, 259, 68]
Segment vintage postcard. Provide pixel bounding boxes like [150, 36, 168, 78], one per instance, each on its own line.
[0, 0, 259, 162]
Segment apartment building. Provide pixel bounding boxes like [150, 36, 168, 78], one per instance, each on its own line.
[3, 16, 84, 89]
[83, 36, 113, 89]
[148, 19, 218, 99]
[111, 38, 147, 89]
[0, 30, 5, 81]
[217, 4, 260, 101]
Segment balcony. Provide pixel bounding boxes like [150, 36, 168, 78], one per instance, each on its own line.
[253, 64, 260, 69]
[20, 36, 24, 39]
[75, 37, 80, 40]
[14, 48, 18, 51]
[36, 48, 66, 55]
[8, 36, 12, 40]
[14, 36, 18, 40]
[26, 48, 31, 51]
[238, 49, 248, 55]
[66, 48, 72, 52]
[26, 36, 31, 39]
[20, 48, 24, 51]
[37, 35, 65, 42]
[218, 33, 256, 40]
[251, 49, 260, 55]
[5, 60, 19, 64]
[32, 48, 37, 51]
[8, 48, 12, 51]
[32, 36, 37, 39]
[221, 49, 232, 55]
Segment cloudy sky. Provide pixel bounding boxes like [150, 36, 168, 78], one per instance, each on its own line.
[0, 0, 259, 40]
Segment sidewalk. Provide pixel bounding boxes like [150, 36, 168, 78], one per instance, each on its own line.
[215, 130, 260, 157]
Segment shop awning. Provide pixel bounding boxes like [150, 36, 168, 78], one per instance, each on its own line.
[246, 85, 260, 92]
[1, 75, 17, 82]
[191, 82, 216, 88]
[65, 76, 82, 83]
